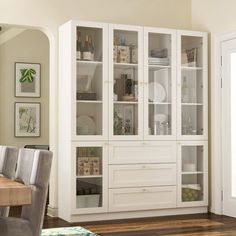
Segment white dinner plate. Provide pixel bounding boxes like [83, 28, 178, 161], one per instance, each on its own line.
[77, 115, 96, 135]
[148, 82, 166, 102]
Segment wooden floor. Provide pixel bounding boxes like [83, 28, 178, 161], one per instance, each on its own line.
[42, 213, 236, 236]
[10, 208, 236, 235]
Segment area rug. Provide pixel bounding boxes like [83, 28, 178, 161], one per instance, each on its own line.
[41, 226, 98, 236]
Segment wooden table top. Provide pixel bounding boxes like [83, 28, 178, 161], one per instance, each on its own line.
[0, 176, 31, 206]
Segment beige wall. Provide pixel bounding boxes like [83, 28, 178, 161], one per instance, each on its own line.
[0, 0, 192, 29]
[0, 29, 49, 147]
[191, 0, 236, 32]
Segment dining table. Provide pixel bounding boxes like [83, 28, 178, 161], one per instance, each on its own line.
[0, 176, 31, 206]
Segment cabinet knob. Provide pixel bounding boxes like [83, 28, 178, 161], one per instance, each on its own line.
[142, 188, 147, 192]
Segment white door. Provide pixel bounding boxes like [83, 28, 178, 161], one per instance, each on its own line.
[222, 38, 236, 217]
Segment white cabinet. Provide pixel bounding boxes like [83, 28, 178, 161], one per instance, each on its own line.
[109, 164, 176, 188]
[177, 31, 208, 140]
[109, 186, 176, 212]
[109, 141, 176, 164]
[59, 20, 208, 222]
[144, 27, 177, 140]
[71, 142, 108, 214]
[109, 24, 143, 140]
[177, 141, 208, 207]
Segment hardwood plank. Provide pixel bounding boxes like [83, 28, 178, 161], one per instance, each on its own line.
[0, 176, 31, 206]
[9, 212, 235, 236]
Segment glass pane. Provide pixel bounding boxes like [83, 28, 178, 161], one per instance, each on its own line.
[231, 53, 236, 197]
[113, 29, 139, 136]
[76, 27, 103, 135]
[181, 36, 204, 136]
[148, 33, 172, 135]
[76, 147, 103, 208]
[181, 146, 204, 202]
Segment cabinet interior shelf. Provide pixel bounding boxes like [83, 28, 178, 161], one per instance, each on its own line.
[181, 66, 203, 70]
[76, 175, 102, 179]
[114, 101, 138, 104]
[148, 64, 171, 70]
[76, 100, 103, 104]
[149, 102, 171, 105]
[114, 62, 138, 69]
[182, 172, 203, 175]
[77, 60, 102, 65]
[181, 103, 203, 106]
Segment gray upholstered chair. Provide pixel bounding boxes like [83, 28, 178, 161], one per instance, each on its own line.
[0, 146, 18, 217]
[0, 148, 53, 236]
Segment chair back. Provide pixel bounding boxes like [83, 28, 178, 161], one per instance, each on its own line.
[0, 146, 18, 179]
[0, 146, 18, 217]
[15, 148, 53, 236]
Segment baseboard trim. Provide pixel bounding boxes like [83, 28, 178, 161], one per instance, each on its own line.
[47, 205, 58, 217]
[63, 206, 208, 223]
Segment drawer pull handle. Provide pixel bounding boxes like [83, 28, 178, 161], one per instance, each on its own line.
[142, 189, 147, 192]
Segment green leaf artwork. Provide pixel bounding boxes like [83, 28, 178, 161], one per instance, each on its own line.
[19, 68, 36, 83]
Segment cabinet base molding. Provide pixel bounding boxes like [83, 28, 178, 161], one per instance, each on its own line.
[47, 206, 59, 217]
[65, 206, 208, 223]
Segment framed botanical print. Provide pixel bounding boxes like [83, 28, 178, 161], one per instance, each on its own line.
[15, 102, 40, 137]
[15, 62, 41, 97]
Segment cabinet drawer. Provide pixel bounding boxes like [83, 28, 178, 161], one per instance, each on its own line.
[109, 141, 176, 164]
[109, 186, 176, 212]
[109, 164, 176, 188]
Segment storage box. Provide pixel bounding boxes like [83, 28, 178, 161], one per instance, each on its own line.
[76, 194, 100, 208]
[117, 46, 130, 63]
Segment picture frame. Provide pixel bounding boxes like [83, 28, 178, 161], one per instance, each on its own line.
[15, 102, 41, 137]
[15, 62, 41, 97]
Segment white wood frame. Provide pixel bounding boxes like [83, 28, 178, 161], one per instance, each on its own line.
[211, 30, 236, 215]
[71, 21, 109, 141]
[109, 24, 144, 140]
[71, 142, 108, 214]
[109, 163, 176, 188]
[109, 186, 176, 212]
[109, 141, 176, 164]
[177, 30, 208, 141]
[177, 141, 208, 207]
[144, 27, 177, 140]
[59, 20, 209, 222]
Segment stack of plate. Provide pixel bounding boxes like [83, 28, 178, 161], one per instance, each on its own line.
[148, 57, 169, 66]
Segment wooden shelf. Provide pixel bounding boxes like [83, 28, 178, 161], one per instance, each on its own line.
[114, 101, 138, 104]
[149, 102, 171, 105]
[77, 100, 103, 104]
[114, 62, 138, 69]
[182, 172, 203, 175]
[181, 66, 203, 70]
[181, 103, 203, 106]
[77, 60, 102, 65]
[148, 64, 171, 70]
[76, 175, 102, 179]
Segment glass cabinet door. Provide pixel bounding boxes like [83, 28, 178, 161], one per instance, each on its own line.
[74, 144, 107, 212]
[178, 32, 207, 139]
[110, 25, 143, 139]
[75, 24, 107, 139]
[178, 142, 208, 206]
[144, 28, 176, 139]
